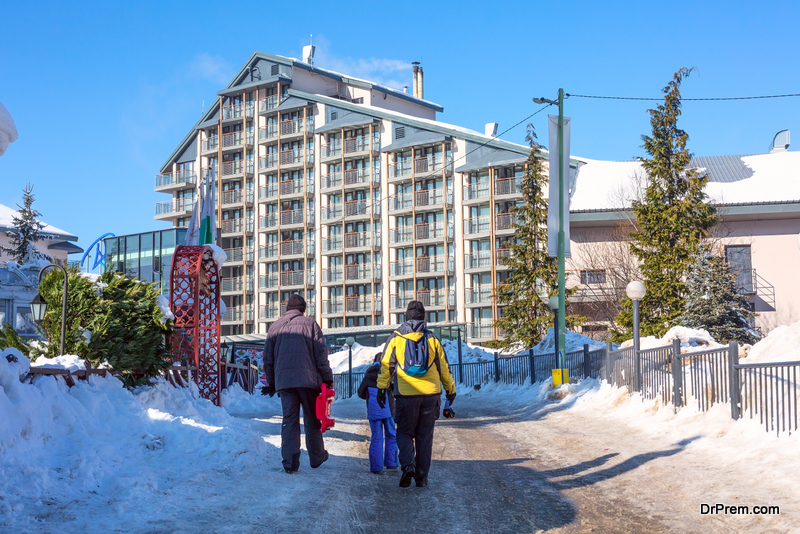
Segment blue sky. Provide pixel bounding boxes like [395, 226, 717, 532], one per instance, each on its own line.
[1, 0, 798, 256]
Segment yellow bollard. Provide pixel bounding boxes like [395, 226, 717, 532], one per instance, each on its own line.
[552, 368, 569, 386]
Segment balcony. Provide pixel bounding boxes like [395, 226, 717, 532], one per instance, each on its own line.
[389, 192, 413, 213]
[495, 248, 512, 268]
[345, 263, 377, 282]
[344, 230, 379, 250]
[414, 221, 454, 242]
[463, 216, 491, 236]
[465, 250, 492, 271]
[495, 213, 517, 232]
[494, 177, 523, 197]
[414, 188, 452, 210]
[320, 141, 342, 162]
[154, 198, 195, 219]
[321, 267, 343, 284]
[220, 218, 254, 235]
[279, 118, 313, 138]
[321, 203, 343, 222]
[321, 171, 342, 191]
[259, 304, 280, 321]
[259, 273, 279, 289]
[258, 124, 279, 144]
[465, 286, 493, 305]
[322, 235, 343, 253]
[416, 288, 454, 308]
[413, 154, 452, 178]
[467, 322, 494, 340]
[344, 295, 376, 314]
[224, 247, 254, 264]
[221, 276, 254, 294]
[259, 244, 278, 260]
[221, 189, 254, 206]
[388, 160, 412, 181]
[415, 255, 454, 275]
[463, 181, 490, 202]
[201, 136, 218, 154]
[258, 95, 279, 114]
[280, 208, 312, 227]
[259, 154, 279, 172]
[389, 258, 413, 277]
[280, 238, 314, 257]
[389, 226, 413, 244]
[155, 169, 197, 191]
[222, 306, 244, 323]
[280, 178, 313, 198]
[344, 199, 371, 218]
[221, 131, 253, 152]
[279, 148, 313, 169]
[390, 293, 414, 310]
[344, 167, 380, 188]
[259, 213, 278, 230]
[221, 160, 253, 178]
[259, 184, 278, 201]
[343, 135, 379, 158]
[221, 102, 254, 122]
[280, 270, 313, 288]
[322, 299, 344, 315]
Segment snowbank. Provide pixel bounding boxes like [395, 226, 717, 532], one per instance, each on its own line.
[621, 325, 725, 352]
[743, 320, 800, 363]
[31, 353, 85, 373]
[328, 342, 383, 374]
[529, 327, 608, 355]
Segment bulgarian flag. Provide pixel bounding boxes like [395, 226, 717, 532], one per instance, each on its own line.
[199, 166, 218, 246]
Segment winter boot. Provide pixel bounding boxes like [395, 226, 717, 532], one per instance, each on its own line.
[311, 450, 329, 469]
[399, 466, 415, 488]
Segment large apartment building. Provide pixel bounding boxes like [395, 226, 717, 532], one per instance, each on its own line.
[154, 49, 800, 341]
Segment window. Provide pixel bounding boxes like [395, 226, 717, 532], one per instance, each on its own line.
[580, 270, 606, 285]
[726, 245, 754, 293]
[352, 97, 364, 104]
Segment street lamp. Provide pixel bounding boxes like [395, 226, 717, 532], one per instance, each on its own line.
[626, 280, 646, 392]
[345, 336, 355, 398]
[33, 263, 69, 356]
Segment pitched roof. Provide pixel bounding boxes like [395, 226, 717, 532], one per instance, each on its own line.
[0, 203, 78, 241]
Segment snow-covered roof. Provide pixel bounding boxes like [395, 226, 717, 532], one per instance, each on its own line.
[571, 151, 800, 212]
[0, 203, 78, 240]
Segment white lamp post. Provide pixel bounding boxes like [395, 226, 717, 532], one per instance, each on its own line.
[345, 336, 355, 397]
[626, 281, 646, 392]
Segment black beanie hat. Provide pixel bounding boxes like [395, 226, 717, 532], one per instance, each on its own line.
[406, 300, 426, 321]
[286, 294, 306, 313]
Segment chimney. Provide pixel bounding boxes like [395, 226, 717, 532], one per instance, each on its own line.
[403, 86, 409, 94]
[412, 62, 423, 99]
[485, 123, 499, 137]
[302, 45, 315, 65]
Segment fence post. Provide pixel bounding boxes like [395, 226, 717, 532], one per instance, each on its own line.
[671, 338, 682, 412]
[605, 342, 614, 384]
[457, 327, 464, 384]
[494, 351, 500, 383]
[727, 340, 740, 420]
[529, 348, 536, 385]
[582, 343, 590, 380]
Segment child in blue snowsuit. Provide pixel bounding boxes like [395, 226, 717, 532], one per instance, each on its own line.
[357, 354, 398, 473]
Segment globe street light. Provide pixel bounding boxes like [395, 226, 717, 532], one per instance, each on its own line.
[626, 280, 646, 392]
[33, 263, 69, 356]
[345, 336, 355, 397]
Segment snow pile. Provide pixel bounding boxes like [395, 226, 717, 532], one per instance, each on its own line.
[530, 327, 608, 355]
[1, 348, 30, 377]
[31, 353, 85, 372]
[621, 325, 725, 352]
[156, 294, 175, 323]
[443, 340, 495, 362]
[328, 342, 383, 373]
[0, 360, 276, 527]
[743, 320, 800, 364]
[221, 383, 280, 415]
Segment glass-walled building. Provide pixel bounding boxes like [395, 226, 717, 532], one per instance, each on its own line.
[104, 229, 187, 294]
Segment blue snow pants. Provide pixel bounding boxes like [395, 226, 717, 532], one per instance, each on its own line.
[368, 417, 398, 473]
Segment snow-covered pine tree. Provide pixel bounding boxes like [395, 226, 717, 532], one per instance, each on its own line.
[614, 68, 717, 340]
[679, 249, 759, 345]
[1, 183, 51, 264]
[493, 125, 581, 351]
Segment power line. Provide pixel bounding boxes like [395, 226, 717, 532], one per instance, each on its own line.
[566, 92, 800, 102]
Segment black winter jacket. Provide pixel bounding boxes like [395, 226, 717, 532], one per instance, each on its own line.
[263, 310, 333, 390]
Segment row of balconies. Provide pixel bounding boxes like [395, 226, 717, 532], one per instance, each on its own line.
[388, 256, 455, 277]
[389, 289, 454, 310]
[463, 213, 518, 235]
[464, 249, 512, 270]
[388, 155, 452, 181]
[320, 168, 380, 190]
[256, 270, 315, 290]
[388, 188, 453, 213]
[258, 209, 314, 230]
[463, 177, 523, 201]
[223, 247, 255, 263]
[320, 231, 380, 253]
[388, 222, 454, 244]
[258, 148, 314, 171]
[320, 200, 381, 221]
[320, 135, 380, 161]
[257, 237, 315, 260]
[220, 189, 255, 206]
[257, 178, 314, 201]
[321, 296, 383, 315]
[321, 263, 381, 284]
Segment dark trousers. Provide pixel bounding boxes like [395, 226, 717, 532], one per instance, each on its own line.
[279, 387, 326, 470]
[395, 395, 440, 481]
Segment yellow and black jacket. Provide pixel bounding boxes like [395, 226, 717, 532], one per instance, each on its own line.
[377, 320, 456, 397]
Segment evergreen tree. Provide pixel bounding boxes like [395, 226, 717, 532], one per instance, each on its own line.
[615, 68, 717, 340]
[493, 125, 580, 351]
[678, 249, 759, 345]
[1, 183, 51, 264]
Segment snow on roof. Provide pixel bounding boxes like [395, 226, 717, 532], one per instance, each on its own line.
[571, 151, 800, 211]
[0, 203, 78, 240]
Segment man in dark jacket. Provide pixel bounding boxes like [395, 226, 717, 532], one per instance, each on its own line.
[263, 294, 333, 473]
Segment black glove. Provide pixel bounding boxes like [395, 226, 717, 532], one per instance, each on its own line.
[261, 384, 276, 397]
[376, 389, 387, 409]
[446, 391, 456, 406]
[324, 381, 334, 389]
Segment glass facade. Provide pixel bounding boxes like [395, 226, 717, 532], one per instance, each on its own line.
[105, 229, 187, 294]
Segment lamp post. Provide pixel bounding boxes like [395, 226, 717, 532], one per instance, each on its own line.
[626, 280, 646, 392]
[345, 336, 355, 398]
[31, 263, 69, 356]
[547, 296, 562, 370]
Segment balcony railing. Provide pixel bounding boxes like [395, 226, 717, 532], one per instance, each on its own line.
[259, 124, 278, 142]
[320, 141, 342, 159]
[344, 231, 379, 249]
[220, 218, 253, 234]
[496, 213, 517, 231]
[280, 178, 313, 196]
[344, 199, 371, 217]
[259, 244, 278, 260]
[222, 102, 254, 121]
[389, 192, 413, 212]
[414, 154, 451, 175]
[414, 188, 452, 209]
[221, 131, 250, 149]
[322, 299, 344, 315]
[495, 177, 523, 196]
[343, 135, 375, 155]
[389, 226, 413, 244]
[467, 322, 494, 339]
[280, 208, 307, 226]
[388, 160, 412, 179]
[222, 277, 254, 293]
[414, 255, 454, 274]
[258, 95, 279, 113]
[259, 273, 279, 288]
[464, 181, 490, 200]
[465, 286, 493, 304]
[201, 137, 218, 152]
[259, 184, 278, 200]
[155, 198, 195, 216]
[280, 270, 311, 287]
[224, 247, 254, 263]
[496, 248, 512, 266]
[344, 167, 379, 186]
[259, 154, 278, 171]
[222, 306, 244, 322]
[222, 160, 253, 177]
[321, 267, 343, 283]
[321, 171, 342, 190]
[322, 235, 343, 252]
[465, 250, 492, 270]
[464, 216, 491, 235]
[344, 295, 375, 313]
[415, 289, 454, 307]
[345, 263, 376, 281]
[279, 148, 313, 166]
[390, 293, 415, 310]
[322, 204, 343, 221]
[414, 221, 454, 240]
[259, 214, 278, 229]
[280, 239, 313, 256]
[389, 258, 414, 277]
[280, 118, 313, 136]
[259, 304, 280, 320]
[155, 169, 197, 189]
[221, 189, 254, 205]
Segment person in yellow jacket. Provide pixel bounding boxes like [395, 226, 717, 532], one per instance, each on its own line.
[376, 300, 456, 488]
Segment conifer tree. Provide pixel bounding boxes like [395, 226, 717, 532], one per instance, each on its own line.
[493, 126, 580, 351]
[679, 249, 759, 345]
[1, 183, 51, 264]
[615, 68, 717, 340]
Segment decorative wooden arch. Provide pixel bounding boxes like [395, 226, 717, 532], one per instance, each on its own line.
[169, 245, 222, 405]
